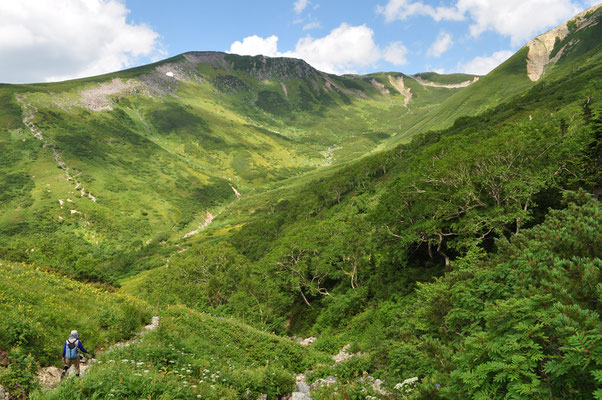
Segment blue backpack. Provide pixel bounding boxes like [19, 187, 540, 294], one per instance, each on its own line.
[65, 339, 79, 359]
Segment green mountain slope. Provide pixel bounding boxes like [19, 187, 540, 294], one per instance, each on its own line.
[1, 5, 601, 400]
[0, 51, 475, 281]
[388, 3, 602, 143]
[129, 8, 602, 335]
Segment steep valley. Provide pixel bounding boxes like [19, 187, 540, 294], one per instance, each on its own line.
[0, 4, 601, 400]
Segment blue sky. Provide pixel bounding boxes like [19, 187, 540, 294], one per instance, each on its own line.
[0, 0, 599, 83]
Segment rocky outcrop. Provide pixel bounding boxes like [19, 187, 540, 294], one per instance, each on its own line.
[371, 79, 390, 96]
[526, 3, 601, 81]
[332, 344, 362, 363]
[291, 336, 316, 347]
[37, 366, 65, 390]
[80, 78, 143, 111]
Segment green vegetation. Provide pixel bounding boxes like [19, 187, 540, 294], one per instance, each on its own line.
[34, 306, 328, 400]
[327, 192, 601, 398]
[413, 72, 478, 84]
[0, 261, 149, 396]
[1, 6, 601, 399]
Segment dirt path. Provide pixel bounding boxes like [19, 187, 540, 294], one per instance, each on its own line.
[182, 184, 242, 239]
[15, 94, 98, 205]
[37, 317, 160, 390]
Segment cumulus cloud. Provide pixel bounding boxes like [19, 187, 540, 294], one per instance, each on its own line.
[229, 35, 280, 57]
[377, 0, 583, 46]
[284, 24, 382, 73]
[228, 23, 408, 74]
[459, 0, 581, 45]
[459, 50, 514, 75]
[383, 42, 409, 66]
[427, 32, 453, 57]
[294, 0, 310, 14]
[0, 0, 163, 83]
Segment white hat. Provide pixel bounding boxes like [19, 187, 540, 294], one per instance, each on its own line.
[70, 330, 79, 337]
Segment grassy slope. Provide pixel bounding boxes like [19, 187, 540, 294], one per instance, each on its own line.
[413, 72, 478, 84]
[133, 35, 602, 319]
[0, 53, 474, 281]
[391, 47, 534, 143]
[34, 305, 330, 400]
[0, 261, 150, 365]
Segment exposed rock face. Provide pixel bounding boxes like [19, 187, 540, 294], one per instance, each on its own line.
[183, 51, 229, 69]
[526, 23, 570, 81]
[388, 75, 412, 107]
[144, 316, 160, 332]
[371, 79, 390, 96]
[80, 78, 142, 111]
[527, 3, 601, 81]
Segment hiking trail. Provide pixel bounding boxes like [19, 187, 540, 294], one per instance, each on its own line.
[15, 94, 98, 205]
[37, 316, 160, 391]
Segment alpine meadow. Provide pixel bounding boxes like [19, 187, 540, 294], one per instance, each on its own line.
[0, 3, 601, 400]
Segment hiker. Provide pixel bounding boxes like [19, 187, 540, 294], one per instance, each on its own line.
[61, 330, 89, 378]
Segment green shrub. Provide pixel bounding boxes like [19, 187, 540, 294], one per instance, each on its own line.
[0, 348, 39, 398]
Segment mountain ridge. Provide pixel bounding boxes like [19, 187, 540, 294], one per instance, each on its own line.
[1, 5, 601, 399]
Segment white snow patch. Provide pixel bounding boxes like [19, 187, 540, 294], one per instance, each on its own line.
[166, 71, 174, 77]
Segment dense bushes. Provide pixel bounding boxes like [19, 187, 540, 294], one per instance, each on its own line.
[333, 192, 601, 398]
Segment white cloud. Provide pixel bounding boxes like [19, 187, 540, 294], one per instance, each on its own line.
[458, 0, 581, 46]
[0, 0, 163, 83]
[376, 0, 464, 22]
[427, 32, 453, 57]
[228, 23, 407, 75]
[377, 0, 583, 46]
[459, 50, 514, 75]
[294, 0, 310, 14]
[229, 35, 280, 57]
[284, 23, 382, 74]
[383, 42, 409, 66]
[303, 22, 321, 31]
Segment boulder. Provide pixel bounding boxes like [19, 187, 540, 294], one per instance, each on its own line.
[296, 380, 310, 393]
[291, 392, 312, 400]
[37, 366, 63, 390]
